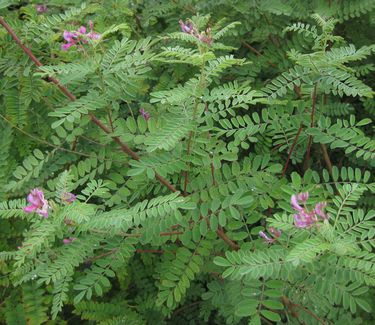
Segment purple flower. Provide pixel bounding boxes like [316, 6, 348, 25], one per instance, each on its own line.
[139, 108, 150, 121]
[61, 21, 100, 51]
[269, 227, 282, 238]
[63, 237, 77, 245]
[36, 4, 47, 13]
[297, 192, 309, 203]
[294, 210, 317, 228]
[24, 189, 49, 218]
[179, 19, 194, 33]
[62, 31, 78, 50]
[291, 194, 304, 211]
[61, 192, 76, 203]
[259, 231, 274, 243]
[291, 193, 328, 228]
[314, 202, 328, 219]
[198, 27, 213, 45]
[78, 26, 87, 34]
[87, 20, 101, 40]
[259, 227, 282, 244]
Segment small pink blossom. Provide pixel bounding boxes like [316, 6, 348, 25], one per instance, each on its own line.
[291, 193, 329, 228]
[291, 194, 304, 211]
[259, 227, 281, 244]
[61, 192, 76, 203]
[178, 20, 213, 46]
[61, 21, 101, 51]
[294, 210, 317, 228]
[24, 188, 49, 218]
[63, 237, 77, 245]
[36, 4, 47, 13]
[269, 227, 282, 238]
[259, 231, 274, 243]
[139, 108, 150, 121]
[314, 202, 328, 219]
[179, 19, 194, 33]
[297, 192, 309, 203]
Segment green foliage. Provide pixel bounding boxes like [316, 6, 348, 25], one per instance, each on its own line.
[0, 1, 374, 325]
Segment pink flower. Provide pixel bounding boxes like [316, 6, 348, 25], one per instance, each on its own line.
[61, 192, 76, 203]
[269, 227, 282, 238]
[63, 237, 77, 245]
[297, 192, 309, 203]
[259, 231, 274, 243]
[291, 193, 329, 228]
[139, 108, 150, 121]
[24, 189, 49, 218]
[198, 27, 213, 45]
[314, 202, 328, 219]
[179, 19, 194, 33]
[294, 210, 317, 228]
[259, 227, 281, 244]
[78, 26, 87, 34]
[86, 20, 101, 40]
[63, 31, 77, 42]
[291, 194, 304, 211]
[36, 4, 47, 13]
[61, 21, 100, 51]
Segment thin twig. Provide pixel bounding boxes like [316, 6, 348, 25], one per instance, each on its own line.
[282, 296, 327, 325]
[281, 123, 303, 177]
[294, 303, 327, 325]
[241, 41, 278, 68]
[172, 301, 202, 317]
[303, 84, 318, 171]
[320, 144, 333, 175]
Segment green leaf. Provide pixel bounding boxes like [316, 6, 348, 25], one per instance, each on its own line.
[262, 300, 284, 310]
[260, 310, 281, 322]
[213, 256, 232, 267]
[355, 298, 371, 312]
[235, 299, 258, 317]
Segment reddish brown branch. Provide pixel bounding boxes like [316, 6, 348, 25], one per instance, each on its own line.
[320, 144, 333, 175]
[217, 227, 239, 250]
[281, 123, 303, 177]
[0, 17, 238, 251]
[136, 249, 164, 254]
[241, 41, 277, 68]
[282, 296, 327, 325]
[303, 84, 318, 171]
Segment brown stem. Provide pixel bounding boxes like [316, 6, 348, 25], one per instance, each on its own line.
[172, 301, 202, 317]
[282, 123, 303, 177]
[136, 249, 164, 254]
[241, 41, 277, 68]
[0, 17, 238, 251]
[217, 227, 239, 250]
[320, 144, 333, 176]
[107, 109, 115, 132]
[282, 296, 327, 325]
[303, 84, 318, 171]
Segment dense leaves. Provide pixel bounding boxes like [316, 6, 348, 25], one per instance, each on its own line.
[0, 1, 374, 324]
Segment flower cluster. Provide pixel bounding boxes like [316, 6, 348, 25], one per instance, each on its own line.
[61, 192, 76, 203]
[259, 227, 282, 244]
[179, 19, 213, 45]
[35, 4, 48, 13]
[63, 237, 77, 245]
[291, 192, 328, 228]
[139, 108, 150, 121]
[62, 20, 100, 51]
[23, 188, 49, 218]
